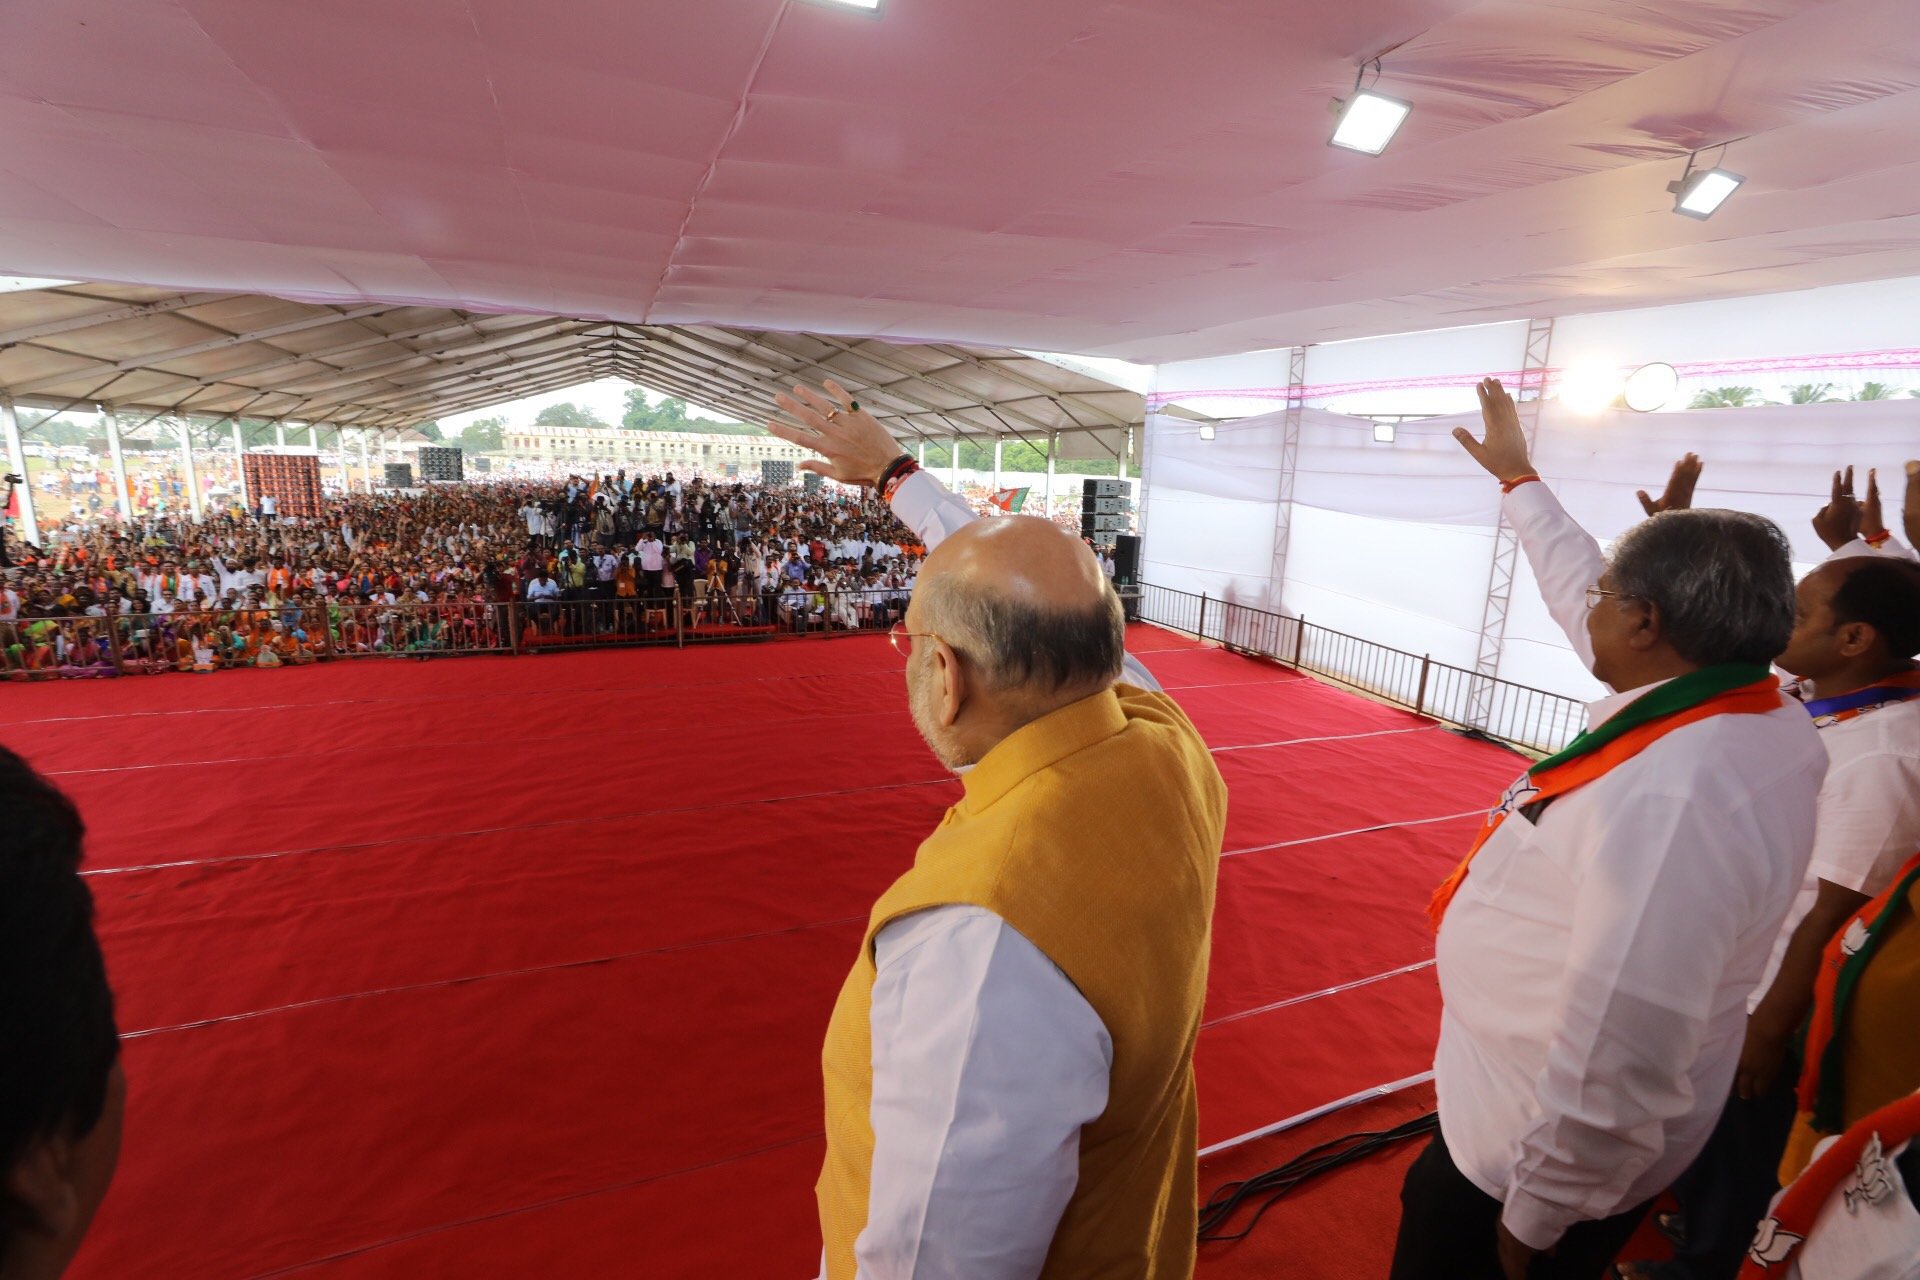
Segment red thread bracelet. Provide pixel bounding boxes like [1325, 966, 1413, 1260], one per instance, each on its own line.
[1500, 473, 1541, 494]
[880, 457, 921, 503]
[1865, 529, 1892, 548]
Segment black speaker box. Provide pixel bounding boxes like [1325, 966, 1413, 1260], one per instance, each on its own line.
[1112, 533, 1141, 585]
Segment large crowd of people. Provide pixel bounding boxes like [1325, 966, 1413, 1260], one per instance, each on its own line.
[7, 377, 1919, 1280]
[0, 469, 972, 674]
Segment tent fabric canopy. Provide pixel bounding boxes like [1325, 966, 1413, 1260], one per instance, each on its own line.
[0, 283, 1147, 443]
[0, 1, 1916, 364]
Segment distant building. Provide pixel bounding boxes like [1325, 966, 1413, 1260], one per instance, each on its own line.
[504, 425, 815, 477]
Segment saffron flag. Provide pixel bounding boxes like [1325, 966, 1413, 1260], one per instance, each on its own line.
[989, 487, 1029, 513]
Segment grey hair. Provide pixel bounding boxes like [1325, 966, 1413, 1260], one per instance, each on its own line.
[916, 574, 1125, 694]
[1608, 509, 1796, 666]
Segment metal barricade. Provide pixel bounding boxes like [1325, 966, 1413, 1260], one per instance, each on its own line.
[1133, 583, 1585, 756]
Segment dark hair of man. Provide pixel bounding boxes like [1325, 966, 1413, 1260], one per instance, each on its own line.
[0, 746, 119, 1262]
[1828, 557, 1920, 659]
[921, 577, 1126, 694]
[1608, 509, 1797, 666]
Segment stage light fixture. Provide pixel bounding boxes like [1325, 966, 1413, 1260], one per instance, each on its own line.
[1623, 362, 1681, 413]
[1329, 62, 1411, 156]
[1668, 151, 1743, 220]
[1199, 424, 1216, 441]
[1372, 422, 1397, 444]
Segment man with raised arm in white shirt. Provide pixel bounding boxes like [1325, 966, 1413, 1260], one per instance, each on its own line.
[770, 380, 1222, 1280]
[1616, 462, 1920, 1280]
[1390, 379, 1828, 1280]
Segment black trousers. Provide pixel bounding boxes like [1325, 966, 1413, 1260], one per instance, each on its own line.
[1389, 1129, 1653, 1280]
[1654, 1070, 1798, 1279]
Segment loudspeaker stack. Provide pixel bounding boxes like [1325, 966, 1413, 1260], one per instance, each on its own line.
[1079, 478, 1132, 549]
[417, 446, 464, 483]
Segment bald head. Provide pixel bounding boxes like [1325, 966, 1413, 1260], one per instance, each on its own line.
[913, 516, 1124, 697]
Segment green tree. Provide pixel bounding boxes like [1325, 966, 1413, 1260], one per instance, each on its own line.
[621, 388, 765, 435]
[462, 415, 508, 452]
[1785, 382, 1839, 404]
[1852, 382, 1904, 401]
[415, 420, 444, 441]
[533, 401, 607, 429]
[1689, 386, 1768, 408]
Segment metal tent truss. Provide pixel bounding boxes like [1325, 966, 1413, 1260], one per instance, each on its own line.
[1466, 315, 1556, 728]
[0, 283, 1159, 451]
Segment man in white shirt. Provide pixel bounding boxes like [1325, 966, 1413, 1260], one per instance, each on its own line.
[1631, 480, 1920, 1280]
[1390, 380, 1827, 1280]
[635, 531, 667, 601]
[770, 380, 1204, 1280]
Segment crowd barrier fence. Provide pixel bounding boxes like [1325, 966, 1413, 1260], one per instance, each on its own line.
[2, 583, 917, 680]
[5, 578, 1581, 754]
[1132, 582, 1584, 755]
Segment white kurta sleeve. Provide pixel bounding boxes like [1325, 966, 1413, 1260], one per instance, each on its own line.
[1806, 747, 1920, 896]
[1501, 788, 1765, 1250]
[1502, 480, 1607, 676]
[888, 471, 980, 555]
[857, 905, 1112, 1280]
[886, 470, 1162, 693]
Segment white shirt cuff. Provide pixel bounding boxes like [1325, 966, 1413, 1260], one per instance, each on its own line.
[1501, 1185, 1575, 1253]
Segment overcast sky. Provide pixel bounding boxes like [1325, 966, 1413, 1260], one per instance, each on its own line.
[438, 380, 746, 436]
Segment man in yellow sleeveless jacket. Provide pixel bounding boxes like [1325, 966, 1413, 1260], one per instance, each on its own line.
[772, 382, 1229, 1279]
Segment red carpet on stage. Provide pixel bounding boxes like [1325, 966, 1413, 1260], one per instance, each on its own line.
[1, 627, 1523, 1279]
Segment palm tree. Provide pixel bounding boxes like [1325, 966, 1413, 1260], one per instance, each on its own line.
[1689, 386, 1768, 408]
[1852, 382, 1904, 401]
[1785, 382, 1839, 404]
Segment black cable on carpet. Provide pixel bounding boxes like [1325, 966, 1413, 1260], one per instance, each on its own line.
[1197, 1111, 1439, 1244]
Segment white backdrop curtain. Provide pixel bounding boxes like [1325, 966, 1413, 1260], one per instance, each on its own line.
[1142, 399, 1920, 703]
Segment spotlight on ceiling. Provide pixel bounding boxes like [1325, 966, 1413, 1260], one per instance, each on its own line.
[1623, 362, 1681, 413]
[1372, 422, 1397, 444]
[1329, 62, 1411, 155]
[1668, 151, 1744, 220]
[1199, 424, 1216, 441]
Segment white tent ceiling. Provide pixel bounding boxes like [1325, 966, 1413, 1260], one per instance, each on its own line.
[0, 283, 1151, 458]
[1, 0, 1917, 364]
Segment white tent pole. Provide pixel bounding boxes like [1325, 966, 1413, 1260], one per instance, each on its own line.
[103, 406, 133, 521]
[359, 431, 372, 491]
[991, 438, 1002, 496]
[275, 421, 287, 448]
[233, 419, 249, 507]
[177, 419, 203, 521]
[949, 434, 960, 488]
[1119, 426, 1131, 481]
[1044, 430, 1056, 517]
[1, 395, 41, 547]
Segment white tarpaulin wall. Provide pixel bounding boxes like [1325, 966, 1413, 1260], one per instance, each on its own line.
[1143, 398, 1920, 702]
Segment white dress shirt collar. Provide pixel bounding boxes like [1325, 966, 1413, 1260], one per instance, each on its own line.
[1584, 677, 1673, 729]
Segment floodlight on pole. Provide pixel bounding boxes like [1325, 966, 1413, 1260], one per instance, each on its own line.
[1330, 61, 1411, 156]
[1668, 148, 1744, 220]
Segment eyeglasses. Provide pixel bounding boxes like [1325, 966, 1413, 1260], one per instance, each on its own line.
[888, 623, 944, 658]
[1584, 586, 1640, 610]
